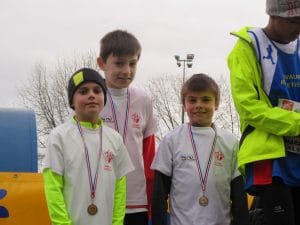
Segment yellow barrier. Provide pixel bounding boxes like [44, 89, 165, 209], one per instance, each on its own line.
[0, 172, 51, 225]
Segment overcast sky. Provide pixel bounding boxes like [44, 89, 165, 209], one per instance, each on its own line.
[0, 0, 267, 107]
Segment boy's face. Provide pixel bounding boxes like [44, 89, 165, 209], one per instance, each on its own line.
[97, 53, 139, 89]
[72, 82, 105, 123]
[183, 90, 218, 127]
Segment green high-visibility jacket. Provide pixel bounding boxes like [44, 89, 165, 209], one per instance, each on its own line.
[227, 26, 300, 175]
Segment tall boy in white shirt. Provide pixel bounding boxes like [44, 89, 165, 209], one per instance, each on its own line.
[97, 30, 157, 225]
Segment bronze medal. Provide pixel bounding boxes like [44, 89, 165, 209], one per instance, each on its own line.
[87, 204, 98, 215]
[76, 119, 103, 217]
[188, 124, 216, 208]
[199, 195, 209, 206]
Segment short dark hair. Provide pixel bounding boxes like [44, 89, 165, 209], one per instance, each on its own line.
[181, 73, 220, 106]
[99, 30, 141, 61]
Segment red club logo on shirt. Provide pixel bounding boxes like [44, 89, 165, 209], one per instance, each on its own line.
[214, 151, 224, 166]
[104, 151, 113, 163]
[214, 151, 224, 161]
[103, 150, 113, 171]
[131, 113, 140, 128]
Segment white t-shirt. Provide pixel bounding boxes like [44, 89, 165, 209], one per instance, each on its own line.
[151, 124, 240, 225]
[100, 86, 157, 212]
[43, 119, 134, 225]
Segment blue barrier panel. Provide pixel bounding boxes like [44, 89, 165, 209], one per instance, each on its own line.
[0, 108, 37, 172]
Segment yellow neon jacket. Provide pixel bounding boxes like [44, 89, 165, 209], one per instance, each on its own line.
[227, 27, 300, 175]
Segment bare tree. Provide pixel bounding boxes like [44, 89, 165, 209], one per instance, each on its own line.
[18, 50, 99, 165]
[214, 75, 240, 138]
[144, 74, 182, 141]
[145, 73, 240, 141]
[19, 63, 58, 148]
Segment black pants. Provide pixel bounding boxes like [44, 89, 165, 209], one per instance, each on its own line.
[124, 212, 148, 225]
[258, 177, 300, 225]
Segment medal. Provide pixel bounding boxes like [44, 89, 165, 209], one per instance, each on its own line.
[188, 124, 217, 207]
[87, 204, 98, 215]
[199, 195, 209, 206]
[76, 118, 103, 216]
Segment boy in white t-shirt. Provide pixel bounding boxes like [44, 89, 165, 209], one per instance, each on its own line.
[97, 30, 157, 225]
[43, 68, 134, 225]
[151, 74, 250, 225]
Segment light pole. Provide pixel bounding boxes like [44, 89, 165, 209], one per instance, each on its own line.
[174, 54, 194, 124]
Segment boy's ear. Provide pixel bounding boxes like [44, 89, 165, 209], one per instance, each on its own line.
[97, 57, 105, 70]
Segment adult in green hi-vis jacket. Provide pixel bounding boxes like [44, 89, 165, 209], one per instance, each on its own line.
[227, 0, 300, 225]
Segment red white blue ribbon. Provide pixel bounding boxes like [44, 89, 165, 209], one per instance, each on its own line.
[75, 118, 102, 201]
[188, 124, 217, 195]
[107, 89, 130, 143]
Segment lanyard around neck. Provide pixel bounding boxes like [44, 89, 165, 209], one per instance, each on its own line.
[75, 118, 103, 201]
[188, 124, 217, 195]
[107, 89, 130, 143]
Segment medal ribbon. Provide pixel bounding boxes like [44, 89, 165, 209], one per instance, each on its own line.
[188, 124, 217, 195]
[75, 118, 102, 201]
[107, 89, 130, 143]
